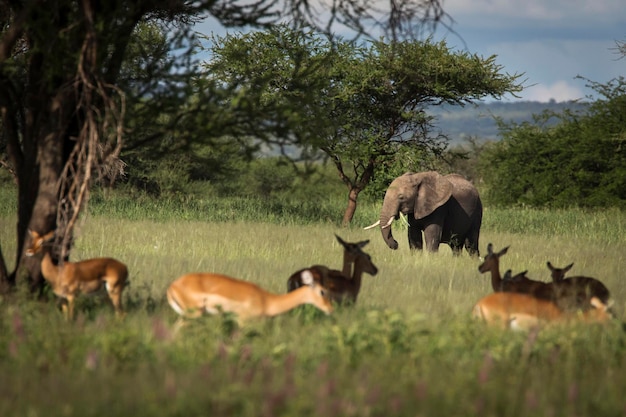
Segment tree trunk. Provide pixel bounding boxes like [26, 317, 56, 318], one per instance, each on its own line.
[341, 186, 361, 227]
[0, 243, 9, 294]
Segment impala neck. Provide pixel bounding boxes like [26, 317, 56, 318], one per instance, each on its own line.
[39, 250, 60, 284]
[488, 264, 503, 292]
[264, 287, 315, 317]
[341, 255, 352, 276]
[350, 261, 368, 290]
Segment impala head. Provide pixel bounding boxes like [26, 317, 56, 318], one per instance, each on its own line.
[546, 261, 574, 282]
[25, 230, 55, 257]
[502, 269, 529, 283]
[300, 270, 334, 314]
[478, 243, 509, 273]
[335, 234, 370, 264]
[335, 234, 378, 276]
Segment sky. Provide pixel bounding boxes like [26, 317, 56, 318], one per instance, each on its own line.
[194, 0, 626, 103]
[436, 0, 626, 102]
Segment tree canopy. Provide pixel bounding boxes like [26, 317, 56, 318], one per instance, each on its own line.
[0, 0, 450, 291]
[205, 26, 524, 224]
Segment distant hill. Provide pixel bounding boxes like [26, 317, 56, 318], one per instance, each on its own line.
[427, 100, 589, 144]
[260, 100, 590, 156]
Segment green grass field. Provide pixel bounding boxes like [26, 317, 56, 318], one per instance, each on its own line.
[0, 193, 625, 416]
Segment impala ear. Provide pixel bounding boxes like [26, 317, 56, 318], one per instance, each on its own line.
[357, 240, 370, 248]
[29, 229, 55, 242]
[335, 234, 347, 246]
[300, 270, 315, 286]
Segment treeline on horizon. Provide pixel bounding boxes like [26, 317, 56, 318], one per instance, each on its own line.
[1, 88, 624, 216]
[428, 100, 590, 143]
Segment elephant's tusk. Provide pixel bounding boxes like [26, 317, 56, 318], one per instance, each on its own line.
[363, 220, 380, 230]
[381, 217, 394, 229]
[364, 217, 394, 230]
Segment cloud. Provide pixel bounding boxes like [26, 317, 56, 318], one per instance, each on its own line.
[521, 80, 586, 102]
[193, 1, 624, 103]
[438, 1, 625, 103]
[478, 37, 623, 101]
[445, 0, 625, 23]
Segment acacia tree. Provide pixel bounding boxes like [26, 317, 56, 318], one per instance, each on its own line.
[206, 27, 524, 225]
[0, 1, 449, 293]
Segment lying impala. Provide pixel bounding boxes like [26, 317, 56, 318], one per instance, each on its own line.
[547, 261, 611, 307]
[472, 292, 613, 331]
[286, 235, 378, 304]
[167, 270, 333, 326]
[25, 230, 128, 320]
[479, 244, 614, 314]
[288, 235, 371, 290]
[478, 244, 554, 301]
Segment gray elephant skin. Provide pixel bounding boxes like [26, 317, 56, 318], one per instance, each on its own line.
[371, 171, 482, 256]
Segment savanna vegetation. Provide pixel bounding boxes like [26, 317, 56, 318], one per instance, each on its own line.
[0, 186, 625, 416]
[1, 1, 626, 416]
[478, 77, 626, 208]
[0, 0, 469, 290]
[205, 26, 522, 225]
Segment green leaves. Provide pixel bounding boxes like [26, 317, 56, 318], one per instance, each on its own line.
[203, 27, 524, 222]
[479, 78, 626, 208]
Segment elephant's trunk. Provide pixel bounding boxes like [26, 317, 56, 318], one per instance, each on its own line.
[380, 199, 399, 250]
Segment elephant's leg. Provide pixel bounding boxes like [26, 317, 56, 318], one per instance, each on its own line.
[449, 236, 464, 256]
[464, 230, 481, 257]
[461, 222, 481, 257]
[407, 224, 423, 251]
[422, 224, 442, 252]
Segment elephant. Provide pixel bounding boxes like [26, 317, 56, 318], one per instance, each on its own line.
[366, 171, 482, 256]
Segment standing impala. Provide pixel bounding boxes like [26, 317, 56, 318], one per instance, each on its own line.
[286, 235, 378, 304]
[472, 292, 613, 331]
[166, 270, 333, 325]
[25, 230, 129, 320]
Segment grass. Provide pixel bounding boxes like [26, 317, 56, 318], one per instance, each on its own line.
[1, 190, 626, 416]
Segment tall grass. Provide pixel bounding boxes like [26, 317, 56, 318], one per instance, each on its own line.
[0, 187, 625, 416]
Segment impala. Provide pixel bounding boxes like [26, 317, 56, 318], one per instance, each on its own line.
[477, 243, 510, 291]
[547, 261, 611, 307]
[166, 270, 333, 325]
[25, 230, 128, 320]
[287, 235, 371, 292]
[547, 261, 574, 281]
[472, 292, 613, 331]
[479, 245, 612, 312]
[478, 244, 554, 301]
[286, 235, 378, 304]
[502, 269, 529, 282]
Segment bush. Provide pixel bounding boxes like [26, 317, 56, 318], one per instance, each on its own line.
[478, 78, 626, 208]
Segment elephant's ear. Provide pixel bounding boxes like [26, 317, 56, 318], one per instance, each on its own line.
[414, 172, 453, 219]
